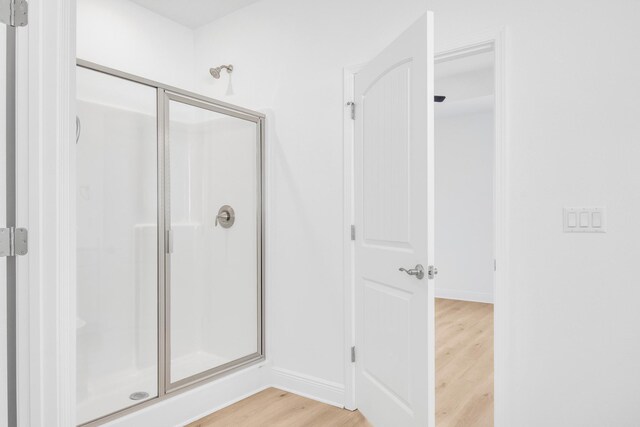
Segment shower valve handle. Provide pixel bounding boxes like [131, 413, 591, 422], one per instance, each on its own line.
[215, 212, 230, 226]
[215, 205, 235, 228]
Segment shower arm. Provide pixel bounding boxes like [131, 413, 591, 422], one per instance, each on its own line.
[209, 65, 234, 79]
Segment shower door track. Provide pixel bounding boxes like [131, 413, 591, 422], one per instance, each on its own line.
[76, 59, 266, 427]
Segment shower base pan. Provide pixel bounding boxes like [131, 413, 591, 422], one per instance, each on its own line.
[77, 351, 229, 425]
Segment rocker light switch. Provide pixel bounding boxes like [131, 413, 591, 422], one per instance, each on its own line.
[564, 207, 606, 233]
[592, 212, 601, 227]
[579, 212, 589, 228]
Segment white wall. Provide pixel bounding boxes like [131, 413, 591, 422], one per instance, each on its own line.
[435, 106, 494, 303]
[435, 54, 495, 303]
[193, 0, 428, 389]
[77, 0, 196, 90]
[428, 0, 640, 425]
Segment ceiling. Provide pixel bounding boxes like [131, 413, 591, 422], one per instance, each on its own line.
[129, 0, 262, 29]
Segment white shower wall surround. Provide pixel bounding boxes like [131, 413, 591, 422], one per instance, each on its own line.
[168, 106, 259, 383]
[76, 65, 264, 425]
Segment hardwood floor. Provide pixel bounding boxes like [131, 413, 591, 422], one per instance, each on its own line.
[186, 388, 370, 427]
[436, 298, 494, 427]
[188, 298, 493, 427]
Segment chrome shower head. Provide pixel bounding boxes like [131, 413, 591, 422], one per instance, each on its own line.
[209, 64, 234, 79]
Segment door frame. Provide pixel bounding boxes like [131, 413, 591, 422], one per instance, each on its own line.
[342, 26, 508, 423]
[20, 0, 78, 425]
[3, 8, 32, 426]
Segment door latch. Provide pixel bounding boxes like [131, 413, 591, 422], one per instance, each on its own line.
[427, 265, 438, 280]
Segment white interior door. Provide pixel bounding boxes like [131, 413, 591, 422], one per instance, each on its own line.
[354, 13, 435, 427]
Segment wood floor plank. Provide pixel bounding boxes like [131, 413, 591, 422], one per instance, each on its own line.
[188, 298, 492, 427]
[186, 388, 371, 427]
[436, 298, 494, 427]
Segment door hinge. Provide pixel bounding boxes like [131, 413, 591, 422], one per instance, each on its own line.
[346, 102, 355, 120]
[351, 346, 356, 363]
[0, 228, 28, 257]
[0, 0, 28, 27]
[350, 224, 356, 241]
[427, 265, 438, 280]
[494, 259, 497, 271]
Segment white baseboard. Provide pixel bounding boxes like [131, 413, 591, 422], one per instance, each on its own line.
[435, 288, 494, 304]
[269, 367, 345, 408]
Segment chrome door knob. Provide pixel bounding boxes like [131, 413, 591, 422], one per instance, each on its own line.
[399, 264, 425, 280]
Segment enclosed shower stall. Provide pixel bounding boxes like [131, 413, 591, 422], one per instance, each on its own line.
[75, 62, 264, 426]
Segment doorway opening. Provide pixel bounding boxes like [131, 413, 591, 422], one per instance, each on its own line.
[343, 29, 506, 426]
[434, 45, 496, 426]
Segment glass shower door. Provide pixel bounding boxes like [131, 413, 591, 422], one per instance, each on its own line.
[165, 92, 263, 389]
[76, 66, 159, 425]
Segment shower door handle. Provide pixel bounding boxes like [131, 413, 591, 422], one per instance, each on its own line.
[166, 230, 174, 254]
[399, 264, 425, 280]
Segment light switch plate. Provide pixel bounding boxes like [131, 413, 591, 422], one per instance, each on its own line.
[564, 207, 606, 233]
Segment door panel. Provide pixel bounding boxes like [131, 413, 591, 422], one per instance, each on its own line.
[362, 61, 411, 247]
[362, 279, 412, 404]
[354, 13, 435, 427]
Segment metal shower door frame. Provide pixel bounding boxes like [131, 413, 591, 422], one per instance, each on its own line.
[160, 89, 265, 393]
[76, 59, 265, 427]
